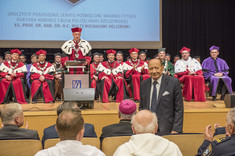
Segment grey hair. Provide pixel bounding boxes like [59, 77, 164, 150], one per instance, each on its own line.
[0, 103, 22, 125]
[227, 108, 235, 126]
[119, 110, 137, 119]
[131, 111, 158, 133]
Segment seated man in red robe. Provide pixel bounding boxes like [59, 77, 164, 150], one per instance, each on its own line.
[90, 52, 100, 99]
[30, 50, 55, 103]
[96, 49, 129, 103]
[0, 49, 28, 104]
[175, 47, 206, 102]
[61, 27, 92, 74]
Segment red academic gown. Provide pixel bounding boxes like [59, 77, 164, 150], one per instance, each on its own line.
[30, 62, 55, 103]
[123, 59, 149, 101]
[61, 39, 92, 74]
[97, 61, 128, 103]
[176, 70, 206, 102]
[0, 61, 28, 104]
[90, 62, 99, 89]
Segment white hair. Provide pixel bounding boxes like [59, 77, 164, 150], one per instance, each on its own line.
[0, 103, 22, 125]
[119, 110, 137, 119]
[131, 111, 158, 133]
[227, 108, 235, 126]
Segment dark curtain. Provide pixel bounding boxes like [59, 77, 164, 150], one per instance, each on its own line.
[162, 0, 235, 89]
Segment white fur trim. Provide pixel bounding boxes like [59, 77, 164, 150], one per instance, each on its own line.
[97, 63, 111, 75]
[112, 64, 123, 75]
[30, 64, 55, 75]
[61, 39, 92, 56]
[123, 62, 133, 71]
[0, 63, 27, 74]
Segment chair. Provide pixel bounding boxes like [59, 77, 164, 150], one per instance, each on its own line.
[162, 134, 204, 156]
[0, 139, 42, 156]
[44, 138, 100, 149]
[102, 136, 131, 156]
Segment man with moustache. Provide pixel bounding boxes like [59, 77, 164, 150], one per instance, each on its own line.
[139, 58, 183, 135]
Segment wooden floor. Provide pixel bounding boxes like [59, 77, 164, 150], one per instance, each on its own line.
[0, 97, 231, 140]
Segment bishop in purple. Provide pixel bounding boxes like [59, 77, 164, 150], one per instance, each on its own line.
[202, 46, 233, 101]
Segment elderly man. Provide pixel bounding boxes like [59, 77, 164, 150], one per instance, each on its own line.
[35, 109, 105, 156]
[30, 50, 55, 103]
[175, 47, 206, 102]
[123, 48, 149, 101]
[100, 99, 137, 143]
[97, 49, 129, 103]
[114, 110, 182, 156]
[202, 46, 233, 101]
[197, 108, 235, 155]
[140, 58, 183, 135]
[42, 101, 97, 148]
[0, 103, 39, 140]
[90, 53, 100, 99]
[0, 49, 28, 104]
[61, 27, 92, 74]
[158, 48, 175, 76]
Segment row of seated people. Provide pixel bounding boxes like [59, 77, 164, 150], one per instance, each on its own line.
[0, 100, 234, 155]
[0, 45, 233, 104]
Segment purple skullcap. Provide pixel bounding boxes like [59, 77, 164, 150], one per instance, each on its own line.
[119, 99, 137, 115]
[209, 45, 220, 51]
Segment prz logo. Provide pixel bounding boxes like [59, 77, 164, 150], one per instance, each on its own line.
[72, 80, 81, 88]
[65, 0, 85, 5]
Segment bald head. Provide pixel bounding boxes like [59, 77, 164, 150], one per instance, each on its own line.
[131, 110, 158, 134]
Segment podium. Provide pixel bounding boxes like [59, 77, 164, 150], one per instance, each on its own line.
[63, 60, 95, 109]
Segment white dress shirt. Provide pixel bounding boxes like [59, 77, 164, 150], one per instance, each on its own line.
[149, 75, 162, 109]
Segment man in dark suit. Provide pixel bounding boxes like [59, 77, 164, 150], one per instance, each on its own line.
[0, 103, 39, 140]
[100, 99, 137, 143]
[42, 101, 97, 148]
[139, 58, 183, 135]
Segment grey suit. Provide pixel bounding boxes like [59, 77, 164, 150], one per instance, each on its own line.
[139, 74, 184, 135]
[0, 124, 39, 140]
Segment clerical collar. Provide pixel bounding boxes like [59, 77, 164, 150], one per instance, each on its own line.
[11, 60, 17, 63]
[108, 60, 114, 63]
[40, 61, 45, 64]
[132, 59, 138, 62]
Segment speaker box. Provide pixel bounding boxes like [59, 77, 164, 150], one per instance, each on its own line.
[224, 94, 235, 108]
[63, 88, 95, 109]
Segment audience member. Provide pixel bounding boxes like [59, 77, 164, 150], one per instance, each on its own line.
[35, 109, 104, 156]
[42, 101, 97, 148]
[0, 103, 39, 140]
[100, 99, 136, 143]
[114, 110, 182, 156]
[140, 58, 183, 135]
[197, 108, 235, 156]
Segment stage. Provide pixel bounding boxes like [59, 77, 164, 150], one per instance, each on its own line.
[0, 97, 231, 140]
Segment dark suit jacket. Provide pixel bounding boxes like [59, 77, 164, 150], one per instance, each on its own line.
[42, 123, 97, 148]
[139, 74, 184, 135]
[100, 119, 133, 143]
[0, 124, 39, 140]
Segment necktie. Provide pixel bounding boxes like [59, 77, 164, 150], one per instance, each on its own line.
[151, 81, 158, 112]
[214, 59, 219, 72]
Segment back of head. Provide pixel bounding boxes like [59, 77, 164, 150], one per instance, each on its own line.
[131, 110, 158, 134]
[57, 101, 79, 116]
[226, 108, 235, 132]
[0, 103, 23, 126]
[56, 108, 84, 141]
[119, 99, 137, 119]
